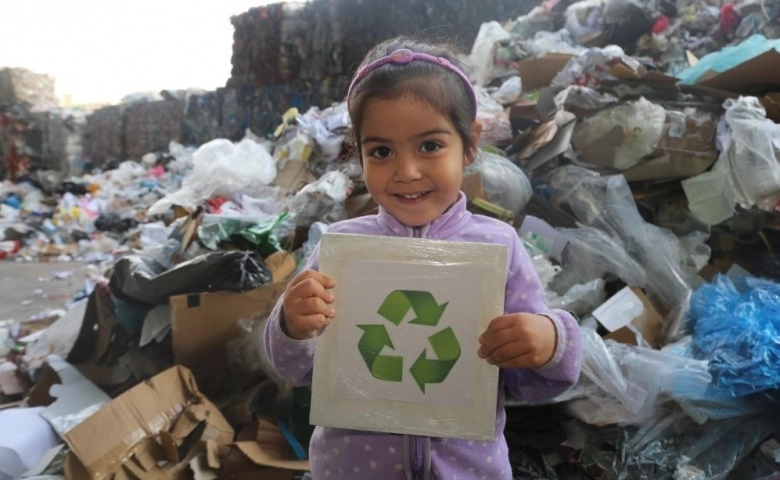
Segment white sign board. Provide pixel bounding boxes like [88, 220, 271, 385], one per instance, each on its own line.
[311, 233, 507, 440]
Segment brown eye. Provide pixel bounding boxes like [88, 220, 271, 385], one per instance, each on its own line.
[420, 141, 442, 153]
[370, 146, 392, 158]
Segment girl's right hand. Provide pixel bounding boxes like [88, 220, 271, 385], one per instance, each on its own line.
[282, 269, 337, 340]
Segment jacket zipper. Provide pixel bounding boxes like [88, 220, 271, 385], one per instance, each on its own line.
[411, 226, 423, 478]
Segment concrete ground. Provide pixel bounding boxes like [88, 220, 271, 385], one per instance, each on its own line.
[0, 262, 87, 322]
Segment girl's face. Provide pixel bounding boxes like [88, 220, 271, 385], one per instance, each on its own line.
[359, 94, 479, 227]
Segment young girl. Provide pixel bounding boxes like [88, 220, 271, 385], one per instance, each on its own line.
[264, 37, 582, 480]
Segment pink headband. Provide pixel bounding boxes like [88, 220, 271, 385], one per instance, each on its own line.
[346, 48, 478, 120]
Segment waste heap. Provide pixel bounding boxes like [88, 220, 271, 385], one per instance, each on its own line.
[1, 0, 780, 478]
[0, 68, 85, 187]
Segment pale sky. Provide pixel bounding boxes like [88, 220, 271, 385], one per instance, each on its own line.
[0, 0, 285, 105]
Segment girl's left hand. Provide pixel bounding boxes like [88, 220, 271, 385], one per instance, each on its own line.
[478, 313, 557, 369]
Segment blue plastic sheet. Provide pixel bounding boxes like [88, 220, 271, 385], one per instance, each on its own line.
[677, 35, 780, 85]
[689, 274, 780, 397]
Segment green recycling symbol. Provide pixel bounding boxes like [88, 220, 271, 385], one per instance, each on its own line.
[357, 290, 461, 393]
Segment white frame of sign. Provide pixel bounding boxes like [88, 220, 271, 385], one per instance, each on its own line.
[311, 233, 507, 440]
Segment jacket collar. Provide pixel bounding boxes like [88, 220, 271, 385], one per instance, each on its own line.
[376, 192, 472, 238]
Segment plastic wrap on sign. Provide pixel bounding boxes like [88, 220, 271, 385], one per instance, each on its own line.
[109, 251, 272, 306]
[311, 233, 507, 440]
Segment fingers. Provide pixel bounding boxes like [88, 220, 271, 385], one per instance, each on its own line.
[289, 269, 336, 290]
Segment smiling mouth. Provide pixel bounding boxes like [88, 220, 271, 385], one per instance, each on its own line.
[394, 191, 430, 199]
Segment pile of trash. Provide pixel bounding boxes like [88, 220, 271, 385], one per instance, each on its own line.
[1, 0, 780, 479]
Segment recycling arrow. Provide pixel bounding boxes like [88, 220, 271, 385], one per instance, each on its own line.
[377, 290, 449, 327]
[356, 324, 403, 382]
[409, 327, 461, 393]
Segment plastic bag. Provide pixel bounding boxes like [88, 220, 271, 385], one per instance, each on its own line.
[565, 328, 711, 427]
[552, 45, 641, 89]
[586, 413, 776, 480]
[464, 152, 532, 215]
[677, 35, 780, 84]
[549, 166, 694, 339]
[554, 225, 648, 294]
[690, 275, 780, 397]
[716, 97, 780, 209]
[565, 0, 604, 39]
[547, 278, 606, 316]
[571, 98, 667, 170]
[289, 171, 353, 228]
[469, 21, 511, 87]
[554, 86, 618, 112]
[148, 136, 277, 216]
[491, 76, 523, 105]
[109, 251, 272, 306]
[525, 29, 586, 57]
[476, 88, 513, 147]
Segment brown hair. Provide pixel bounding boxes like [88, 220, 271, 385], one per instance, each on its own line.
[348, 37, 478, 163]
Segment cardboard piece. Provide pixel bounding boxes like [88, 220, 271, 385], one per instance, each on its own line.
[696, 49, 780, 96]
[273, 160, 316, 195]
[62, 366, 234, 480]
[595, 287, 664, 349]
[219, 418, 309, 480]
[313, 233, 506, 440]
[170, 283, 287, 371]
[575, 105, 718, 179]
[514, 54, 575, 92]
[26, 355, 110, 436]
[264, 251, 296, 283]
[521, 112, 577, 171]
[66, 285, 116, 366]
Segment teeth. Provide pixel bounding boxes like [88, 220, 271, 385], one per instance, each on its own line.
[398, 192, 425, 199]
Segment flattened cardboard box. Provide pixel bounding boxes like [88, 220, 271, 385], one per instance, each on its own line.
[63, 365, 234, 480]
[220, 417, 309, 479]
[170, 283, 287, 372]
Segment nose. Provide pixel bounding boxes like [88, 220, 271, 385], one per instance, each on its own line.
[393, 153, 422, 183]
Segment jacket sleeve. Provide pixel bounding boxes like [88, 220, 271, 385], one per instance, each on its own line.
[500, 232, 582, 403]
[262, 242, 322, 387]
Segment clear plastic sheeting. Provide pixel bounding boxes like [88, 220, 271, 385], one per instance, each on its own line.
[584, 413, 778, 480]
[565, 0, 604, 40]
[476, 88, 513, 146]
[491, 76, 523, 105]
[554, 86, 618, 112]
[547, 278, 607, 317]
[465, 152, 532, 215]
[552, 45, 641, 89]
[548, 166, 696, 341]
[525, 30, 587, 57]
[690, 275, 780, 397]
[564, 328, 711, 427]
[469, 21, 511, 87]
[289, 171, 353, 227]
[148, 136, 277, 216]
[715, 97, 780, 210]
[555, 225, 648, 294]
[571, 98, 667, 170]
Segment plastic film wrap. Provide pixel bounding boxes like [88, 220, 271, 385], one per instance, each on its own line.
[311, 233, 507, 440]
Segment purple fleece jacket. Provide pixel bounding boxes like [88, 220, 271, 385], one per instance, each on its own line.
[264, 193, 582, 480]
